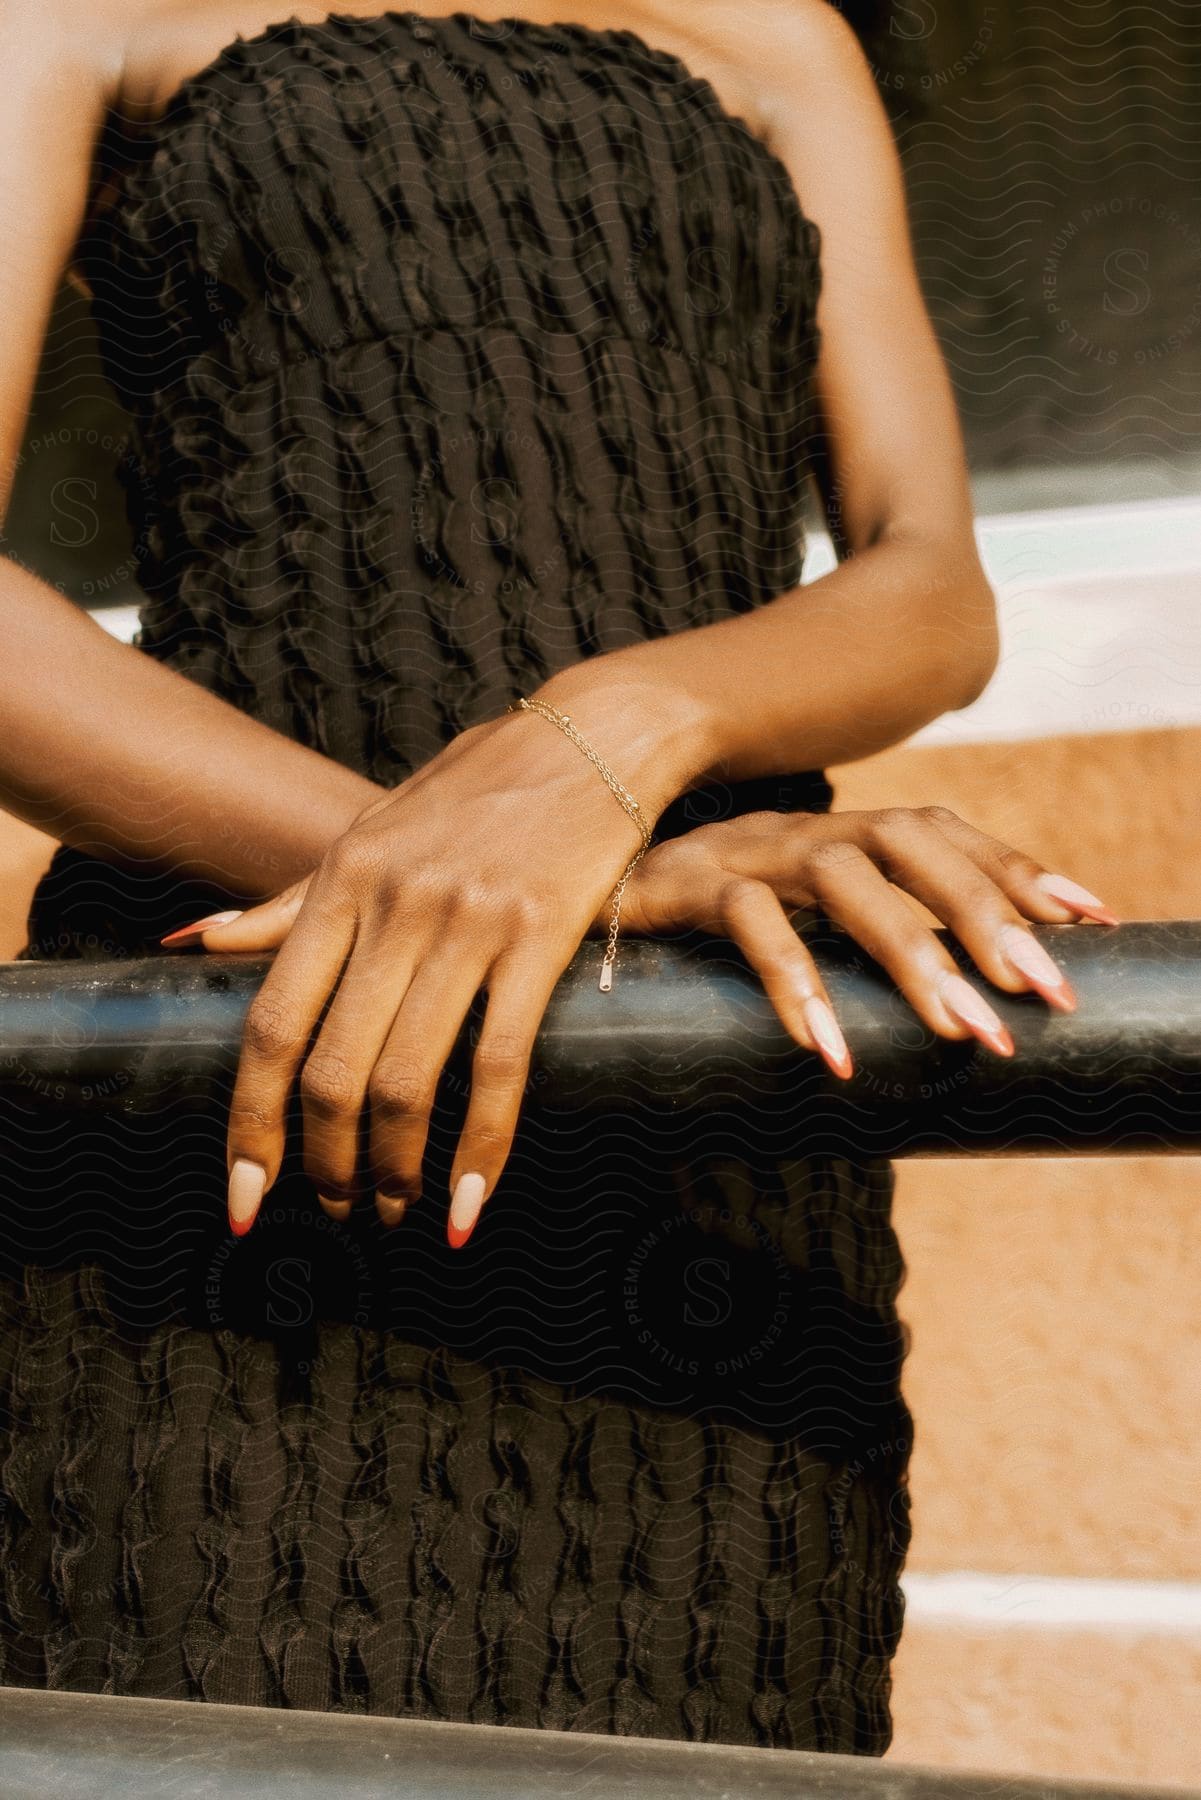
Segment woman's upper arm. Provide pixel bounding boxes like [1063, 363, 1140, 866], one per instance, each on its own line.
[0, 0, 128, 522]
[761, 2, 981, 561]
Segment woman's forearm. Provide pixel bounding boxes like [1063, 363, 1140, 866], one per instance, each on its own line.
[0, 521, 995, 907]
[538, 532, 1000, 811]
[0, 555, 379, 900]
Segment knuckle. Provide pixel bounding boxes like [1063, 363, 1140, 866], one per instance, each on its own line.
[904, 925, 953, 971]
[367, 1057, 434, 1120]
[449, 871, 507, 920]
[716, 875, 765, 922]
[241, 996, 303, 1062]
[460, 1121, 510, 1158]
[299, 1051, 360, 1119]
[758, 945, 811, 986]
[396, 860, 450, 915]
[942, 880, 1008, 932]
[867, 806, 915, 837]
[995, 843, 1042, 880]
[919, 804, 961, 829]
[228, 1096, 278, 1139]
[806, 840, 865, 883]
[326, 833, 380, 894]
[510, 890, 556, 936]
[858, 912, 930, 967]
[474, 1031, 532, 1088]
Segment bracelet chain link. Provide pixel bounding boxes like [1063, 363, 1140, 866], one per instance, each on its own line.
[509, 695, 653, 990]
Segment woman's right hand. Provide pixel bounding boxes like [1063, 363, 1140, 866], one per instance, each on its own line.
[602, 804, 1118, 1078]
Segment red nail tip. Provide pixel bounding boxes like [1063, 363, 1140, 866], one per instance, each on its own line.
[1046, 986, 1078, 1013]
[229, 1211, 256, 1238]
[1076, 903, 1120, 926]
[447, 1219, 476, 1249]
[161, 910, 242, 945]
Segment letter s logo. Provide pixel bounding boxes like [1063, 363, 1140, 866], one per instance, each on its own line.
[890, 1, 938, 43]
[265, 1257, 313, 1328]
[683, 1258, 732, 1328]
[49, 478, 100, 549]
[470, 477, 520, 548]
[1102, 247, 1151, 319]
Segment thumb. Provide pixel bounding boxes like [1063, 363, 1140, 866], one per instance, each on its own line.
[159, 876, 311, 952]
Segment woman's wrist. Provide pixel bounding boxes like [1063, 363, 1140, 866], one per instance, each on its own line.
[212, 766, 383, 903]
[531, 657, 723, 824]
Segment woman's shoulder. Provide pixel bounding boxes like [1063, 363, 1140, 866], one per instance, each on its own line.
[0, 0, 171, 113]
[3, 0, 276, 120]
[648, 0, 873, 156]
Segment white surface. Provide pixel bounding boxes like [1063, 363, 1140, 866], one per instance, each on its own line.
[92, 603, 141, 643]
[902, 1571, 1201, 1636]
[805, 495, 1201, 747]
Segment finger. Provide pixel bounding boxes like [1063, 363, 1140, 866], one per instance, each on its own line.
[446, 949, 567, 1247]
[159, 909, 245, 948]
[159, 877, 313, 952]
[716, 878, 853, 1078]
[366, 948, 494, 1228]
[295, 918, 424, 1220]
[802, 841, 1015, 1056]
[225, 869, 356, 1235]
[199, 883, 313, 953]
[917, 806, 1120, 925]
[854, 810, 1077, 1011]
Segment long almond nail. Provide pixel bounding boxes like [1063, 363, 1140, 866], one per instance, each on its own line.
[1035, 875, 1119, 926]
[802, 995, 853, 1079]
[939, 973, 1015, 1057]
[228, 1158, 267, 1236]
[161, 911, 243, 946]
[447, 1171, 487, 1249]
[999, 925, 1077, 1012]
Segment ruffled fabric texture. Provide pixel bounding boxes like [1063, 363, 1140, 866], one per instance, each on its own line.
[30, 11, 827, 955]
[0, 1123, 908, 1749]
[10, 13, 909, 1753]
[109, 12, 823, 727]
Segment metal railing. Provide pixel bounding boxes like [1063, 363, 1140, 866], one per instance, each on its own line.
[1, 1687, 1197, 1800]
[3, 920, 1200, 1156]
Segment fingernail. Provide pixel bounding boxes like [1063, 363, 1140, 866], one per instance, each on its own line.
[317, 1192, 353, 1220]
[228, 1158, 267, 1236]
[447, 1171, 487, 1249]
[802, 995, 853, 1079]
[999, 925, 1077, 1012]
[1035, 875, 1119, 926]
[161, 911, 243, 945]
[376, 1192, 409, 1227]
[939, 973, 1015, 1057]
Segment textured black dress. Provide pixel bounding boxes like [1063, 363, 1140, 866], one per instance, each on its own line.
[2, 11, 911, 1751]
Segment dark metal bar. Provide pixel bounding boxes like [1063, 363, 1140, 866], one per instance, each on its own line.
[2, 920, 1201, 1155]
[2, 1687, 1196, 1800]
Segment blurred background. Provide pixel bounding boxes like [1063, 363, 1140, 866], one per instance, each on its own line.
[1, 0, 1198, 1784]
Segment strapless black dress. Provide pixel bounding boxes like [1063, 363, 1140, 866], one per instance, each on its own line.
[3, 12, 910, 1751]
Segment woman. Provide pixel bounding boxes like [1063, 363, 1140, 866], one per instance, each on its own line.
[0, 0, 1111, 1751]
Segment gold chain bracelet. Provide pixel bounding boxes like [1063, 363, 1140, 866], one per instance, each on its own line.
[509, 695, 652, 991]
